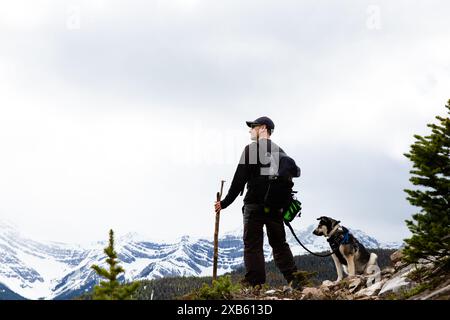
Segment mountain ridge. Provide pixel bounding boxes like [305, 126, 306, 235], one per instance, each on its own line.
[0, 221, 401, 300]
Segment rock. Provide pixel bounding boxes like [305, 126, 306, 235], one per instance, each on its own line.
[390, 250, 404, 263]
[379, 272, 414, 295]
[396, 264, 415, 277]
[282, 286, 293, 294]
[264, 289, 277, 295]
[421, 284, 450, 300]
[321, 280, 335, 287]
[382, 267, 396, 275]
[417, 258, 430, 264]
[365, 267, 385, 287]
[319, 285, 330, 294]
[263, 296, 279, 300]
[394, 260, 406, 269]
[301, 287, 326, 299]
[355, 280, 385, 298]
[348, 277, 362, 293]
[301, 287, 318, 295]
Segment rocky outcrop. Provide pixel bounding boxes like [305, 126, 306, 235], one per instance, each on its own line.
[378, 264, 415, 296]
[241, 249, 449, 300]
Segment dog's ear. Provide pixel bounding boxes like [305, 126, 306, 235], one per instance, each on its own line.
[332, 220, 341, 227]
[317, 216, 327, 221]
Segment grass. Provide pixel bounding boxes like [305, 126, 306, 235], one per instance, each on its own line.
[181, 276, 241, 300]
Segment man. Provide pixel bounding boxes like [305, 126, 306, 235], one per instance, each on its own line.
[214, 116, 298, 288]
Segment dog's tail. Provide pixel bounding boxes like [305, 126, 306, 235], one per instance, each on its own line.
[364, 253, 379, 274]
[368, 252, 378, 266]
[365, 253, 381, 285]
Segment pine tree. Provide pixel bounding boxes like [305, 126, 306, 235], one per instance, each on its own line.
[91, 229, 139, 300]
[403, 99, 450, 264]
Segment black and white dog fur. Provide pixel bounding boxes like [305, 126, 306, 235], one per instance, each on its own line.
[313, 216, 379, 282]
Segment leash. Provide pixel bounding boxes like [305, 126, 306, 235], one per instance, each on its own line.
[284, 221, 336, 257]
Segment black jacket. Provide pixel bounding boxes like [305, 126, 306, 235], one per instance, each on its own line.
[220, 139, 300, 209]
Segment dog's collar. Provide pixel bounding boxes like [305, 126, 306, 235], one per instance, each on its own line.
[326, 227, 352, 266]
[326, 224, 341, 238]
[327, 227, 351, 245]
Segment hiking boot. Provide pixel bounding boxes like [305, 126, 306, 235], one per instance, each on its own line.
[239, 278, 252, 288]
[239, 278, 263, 289]
[286, 271, 304, 291]
[288, 279, 303, 291]
[252, 284, 263, 295]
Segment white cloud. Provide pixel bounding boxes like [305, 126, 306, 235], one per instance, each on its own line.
[0, 0, 449, 243]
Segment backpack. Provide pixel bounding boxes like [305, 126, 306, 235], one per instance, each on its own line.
[262, 151, 301, 210]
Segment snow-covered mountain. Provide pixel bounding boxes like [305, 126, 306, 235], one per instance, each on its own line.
[0, 220, 401, 300]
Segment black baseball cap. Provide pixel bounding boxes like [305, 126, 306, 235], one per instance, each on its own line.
[246, 116, 275, 130]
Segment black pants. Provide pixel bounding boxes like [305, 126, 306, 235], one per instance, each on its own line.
[242, 204, 297, 286]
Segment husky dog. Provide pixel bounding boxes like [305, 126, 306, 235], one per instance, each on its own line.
[313, 216, 379, 282]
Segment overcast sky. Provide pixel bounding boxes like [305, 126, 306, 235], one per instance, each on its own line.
[0, 0, 449, 244]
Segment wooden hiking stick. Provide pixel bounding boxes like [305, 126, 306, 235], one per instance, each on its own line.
[213, 180, 225, 281]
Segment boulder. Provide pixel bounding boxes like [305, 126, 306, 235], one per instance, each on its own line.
[390, 250, 404, 263]
[379, 273, 413, 295]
